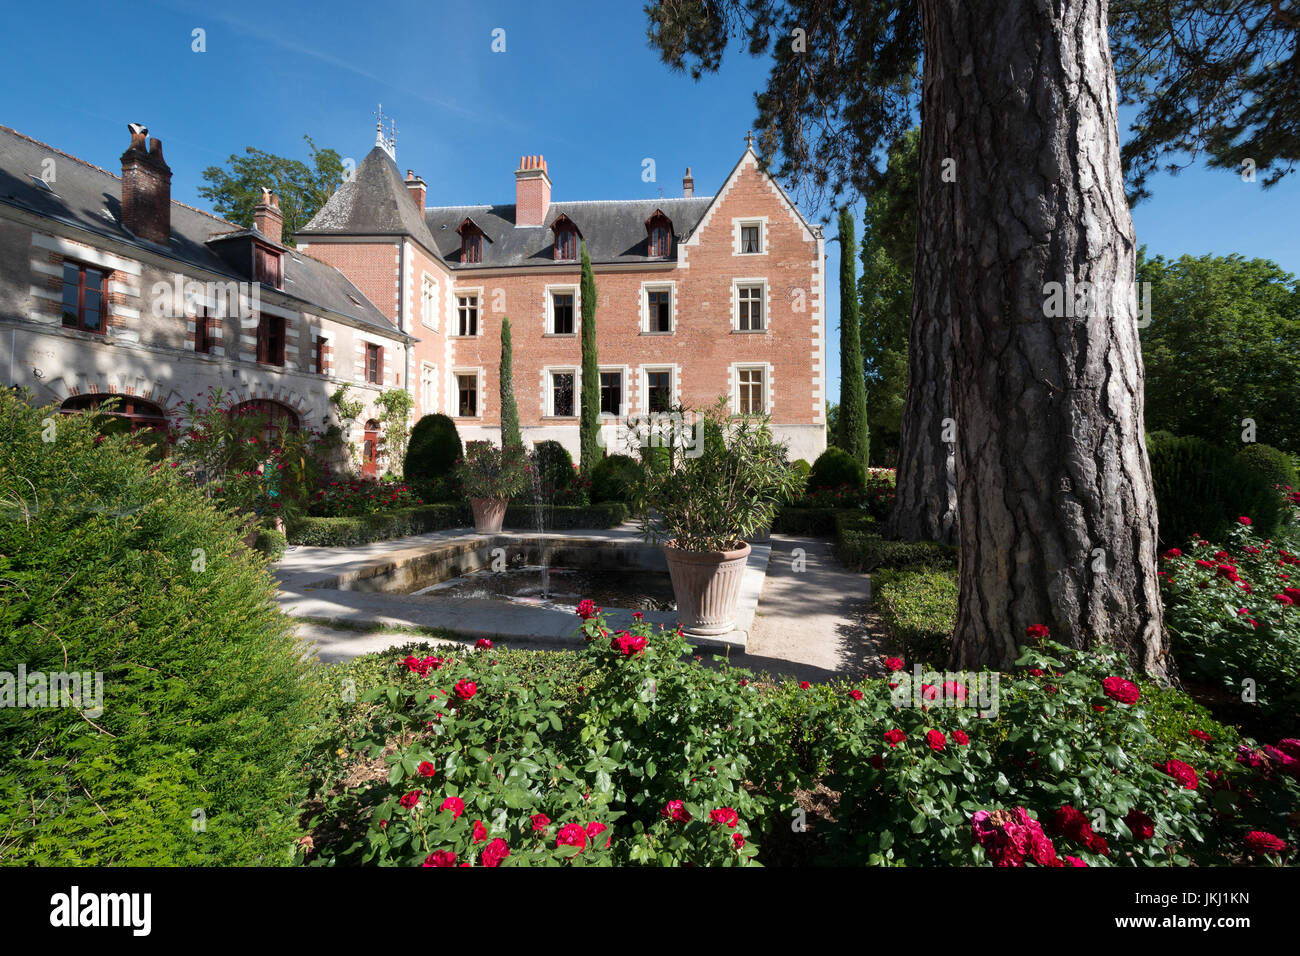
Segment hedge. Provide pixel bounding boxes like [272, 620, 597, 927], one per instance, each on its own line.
[835, 513, 957, 573]
[287, 502, 630, 546]
[771, 506, 855, 536]
[873, 567, 959, 665]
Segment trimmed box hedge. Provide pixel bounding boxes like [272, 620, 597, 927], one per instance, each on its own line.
[835, 513, 957, 573]
[873, 567, 959, 665]
[287, 502, 631, 547]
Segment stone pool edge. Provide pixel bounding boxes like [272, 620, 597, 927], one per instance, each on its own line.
[273, 527, 770, 653]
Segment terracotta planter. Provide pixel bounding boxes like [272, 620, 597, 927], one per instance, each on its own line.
[470, 497, 509, 533]
[663, 541, 751, 637]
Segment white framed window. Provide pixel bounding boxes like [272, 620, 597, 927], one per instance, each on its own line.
[421, 274, 438, 331]
[420, 361, 438, 415]
[453, 368, 482, 418]
[641, 365, 677, 414]
[732, 279, 769, 332]
[733, 217, 768, 256]
[455, 291, 481, 336]
[545, 367, 579, 418]
[732, 363, 773, 415]
[545, 284, 579, 335]
[640, 281, 675, 334]
[598, 366, 628, 417]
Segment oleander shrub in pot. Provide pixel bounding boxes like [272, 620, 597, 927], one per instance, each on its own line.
[635, 398, 802, 636]
[456, 441, 529, 532]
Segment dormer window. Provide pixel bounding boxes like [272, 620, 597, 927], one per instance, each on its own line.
[457, 219, 486, 264]
[551, 214, 581, 261]
[254, 243, 282, 288]
[645, 210, 673, 258]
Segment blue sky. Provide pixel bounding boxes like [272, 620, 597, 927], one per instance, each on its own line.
[2, 0, 1296, 404]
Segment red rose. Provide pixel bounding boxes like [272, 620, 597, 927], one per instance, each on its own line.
[1025, 624, 1050, 639]
[585, 821, 611, 848]
[799, 681, 811, 689]
[709, 807, 740, 828]
[576, 599, 600, 620]
[869, 755, 885, 769]
[475, 638, 494, 649]
[1102, 676, 1141, 705]
[530, 813, 551, 832]
[1245, 831, 1287, 854]
[556, 823, 588, 851]
[926, 729, 947, 751]
[1063, 855, 1088, 867]
[1238, 515, 1252, 525]
[1274, 593, 1295, 605]
[472, 819, 488, 843]
[849, 689, 864, 701]
[611, 632, 647, 656]
[399, 789, 422, 809]
[732, 832, 746, 850]
[1124, 809, 1155, 841]
[884, 657, 905, 672]
[1189, 729, 1213, 743]
[422, 850, 457, 867]
[660, 800, 692, 823]
[454, 679, 477, 700]
[884, 729, 906, 747]
[1157, 759, 1199, 790]
[953, 729, 970, 746]
[480, 838, 511, 867]
[417, 761, 437, 777]
[439, 796, 465, 818]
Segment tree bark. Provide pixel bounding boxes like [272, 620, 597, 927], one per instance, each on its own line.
[920, 0, 1167, 675]
[885, 65, 957, 547]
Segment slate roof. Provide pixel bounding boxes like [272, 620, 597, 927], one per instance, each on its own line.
[297, 144, 440, 252]
[0, 125, 402, 337]
[425, 196, 715, 269]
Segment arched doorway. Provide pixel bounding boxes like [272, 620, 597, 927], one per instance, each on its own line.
[232, 399, 300, 447]
[362, 419, 380, 477]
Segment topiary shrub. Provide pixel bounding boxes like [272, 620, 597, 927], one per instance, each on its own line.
[590, 454, 641, 504]
[1147, 434, 1281, 545]
[529, 440, 584, 504]
[1236, 443, 1298, 492]
[808, 447, 865, 494]
[0, 391, 319, 865]
[404, 414, 463, 489]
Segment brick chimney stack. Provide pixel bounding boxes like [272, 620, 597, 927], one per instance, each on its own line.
[683, 167, 694, 198]
[253, 187, 283, 245]
[119, 123, 172, 245]
[514, 155, 551, 227]
[405, 169, 427, 211]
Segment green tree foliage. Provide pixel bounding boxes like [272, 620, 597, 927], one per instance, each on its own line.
[375, 389, 414, 475]
[0, 391, 318, 864]
[579, 243, 602, 476]
[198, 135, 344, 246]
[1139, 251, 1300, 454]
[499, 317, 524, 452]
[646, 1, 1297, 207]
[858, 128, 918, 464]
[1111, 0, 1300, 202]
[837, 206, 870, 469]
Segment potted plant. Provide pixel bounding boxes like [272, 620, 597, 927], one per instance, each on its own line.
[633, 398, 802, 637]
[456, 440, 529, 533]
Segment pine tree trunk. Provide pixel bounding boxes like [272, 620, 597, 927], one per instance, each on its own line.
[885, 62, 956, 546]
[921, 0, 1166, 675]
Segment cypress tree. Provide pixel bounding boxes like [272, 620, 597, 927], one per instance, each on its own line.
[579, 242, 602, 475]
[499, 316, 523, 452]
[837, 205, 870, 470]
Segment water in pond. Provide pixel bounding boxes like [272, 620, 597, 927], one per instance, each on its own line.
[410, 566, 677, 613]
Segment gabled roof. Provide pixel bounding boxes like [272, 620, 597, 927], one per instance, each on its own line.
[297, 144, 440, 253]
[0, 124, 401, 337]
[425, 196, 714, 268]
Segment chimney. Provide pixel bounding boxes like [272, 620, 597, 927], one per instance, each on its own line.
[683, 167, 694, 198]
[514, 155, 551, 227]
[119, 123, 172, 245]
[253, 187, 283, 245]
[405, 169, 427, 211]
